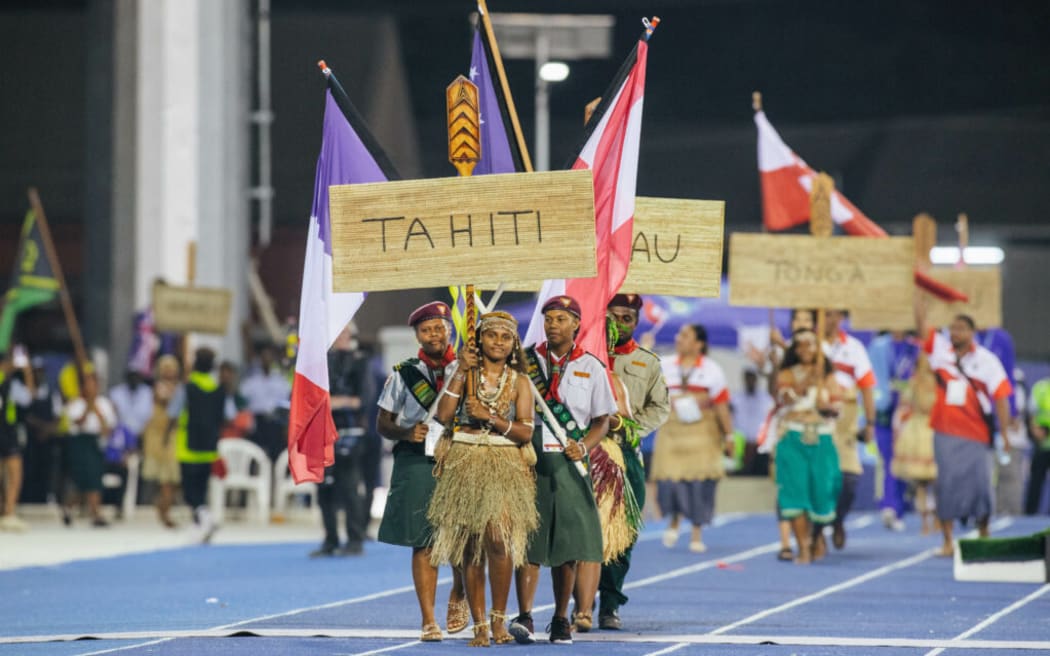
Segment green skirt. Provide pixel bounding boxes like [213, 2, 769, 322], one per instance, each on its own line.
[66, 433, 104, 493]
[775, 426, 841, 523]
[526, 429, 603, 567]
[378, 442, 437, 548]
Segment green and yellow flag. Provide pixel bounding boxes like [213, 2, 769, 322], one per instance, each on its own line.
[0, 210, 59, 351]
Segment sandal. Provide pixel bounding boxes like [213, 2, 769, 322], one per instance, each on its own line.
[447, 597, 469, 634]
[777, 547, 794, 562]
[468, 622, 491, 647]
[420, 622, 443, 642]
[490, 610, 513, 645]
[572, 609, 592, 633]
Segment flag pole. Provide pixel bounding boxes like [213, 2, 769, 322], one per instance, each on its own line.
[753, 91, 778, 340]
[477, 0, 533, 173]
[26, 187, 89, 374]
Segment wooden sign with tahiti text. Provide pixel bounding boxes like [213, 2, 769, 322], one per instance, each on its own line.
[329, 170, 595, 293]
[152, 282, 233, 335]
[478, 196, 725, 297]
[728, 234, 914, 312]
[850, 267, 1002, 330]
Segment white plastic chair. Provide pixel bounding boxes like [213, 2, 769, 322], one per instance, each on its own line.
[272, 449, 319, 518]
[209, 439, 272, 523]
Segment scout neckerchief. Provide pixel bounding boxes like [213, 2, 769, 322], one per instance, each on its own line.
[524, 344, 587, 441]
[396, 345, 454, 410]
[611, 338, 639, 361]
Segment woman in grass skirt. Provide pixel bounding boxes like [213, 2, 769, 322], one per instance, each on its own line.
[429, 311, 539, 646]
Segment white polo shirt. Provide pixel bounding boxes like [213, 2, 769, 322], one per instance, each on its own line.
[534, 343, 617, 452]
[378, 358, 459, 429]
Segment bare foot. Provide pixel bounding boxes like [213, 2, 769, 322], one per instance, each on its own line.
[812, 534, 827, 561]
[795, 543, 812, 564]
[936, 544, 954, 557]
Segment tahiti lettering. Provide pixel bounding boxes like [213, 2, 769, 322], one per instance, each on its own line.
[769, 259, 866, 284]
[363, 210, 545, 251]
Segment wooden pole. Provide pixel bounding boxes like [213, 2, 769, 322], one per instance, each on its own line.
[955, 213, 969, 270]
[180, 241, 197, 379]
[809, 172, 835, 380]
[752, 92, 778, 338]
[477, 0, 533, 173]
[447, 74, 482, 399]
[26, 188, 89, 374]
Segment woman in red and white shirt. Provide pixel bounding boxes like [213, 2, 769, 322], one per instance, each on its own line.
[651, 324, 733, 553]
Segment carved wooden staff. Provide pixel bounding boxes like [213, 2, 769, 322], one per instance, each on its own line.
[809, 171, 835, 384]
[447, 75, 481, 399]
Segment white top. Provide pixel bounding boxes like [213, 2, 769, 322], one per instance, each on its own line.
[823, 331, 876, 393]
[535, 346, 617, 450]
[240, 369, 291, 414]
[377, 359, 459, 429]
[660, 355, 731, 404]
[63, 397, 118, 435]
[109, 383, 155, 435]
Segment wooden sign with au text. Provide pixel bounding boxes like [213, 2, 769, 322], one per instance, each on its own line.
[622, 197, 724, 297]
[478, 196, 725, 297]
[152, 283, 233, 335]
[851, 267, 1002, 330]
[728, 234, 914, 312]
[329, 170, 595, 292]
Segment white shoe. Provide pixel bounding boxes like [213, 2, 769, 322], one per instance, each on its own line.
[689, 540, 707, 553]
[0, 514, 29, 532]
[890, 519, 906, 532]
[662, 528, 679, 548]
[880, 508, 897, 529]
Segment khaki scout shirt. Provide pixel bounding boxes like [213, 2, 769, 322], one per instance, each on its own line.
[610, 340, 671, 435]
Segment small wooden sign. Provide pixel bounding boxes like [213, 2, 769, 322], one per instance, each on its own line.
[329, 169, 595, 293]
[152, 283, 233, 335]
[851, 267, 1002, 330]
[622, 197, 724, 297]
[728, 234, 914, 312]
[477, 196, 725, 297]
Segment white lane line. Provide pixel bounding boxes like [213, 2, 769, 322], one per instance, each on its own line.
[709, 517, 1014, 636]
[66, 577, 452, 655]
[344, 640, 421, 656]
[644, 642, 689, 656]
[25, 629, 1050, 650]
[72, 639, 173, 656]
[55, 514, 869, 650]
[923, 583, 1050, 656]
[213, 576, 453, 630]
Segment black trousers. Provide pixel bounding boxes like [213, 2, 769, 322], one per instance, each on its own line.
[181, 462, 212, 513]
[317, 437, 373, 549]
[1024, 449, 1050, 515]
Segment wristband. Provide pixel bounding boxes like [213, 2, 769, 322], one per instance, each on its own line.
[501, 419, 513, 436]
[445, 390, 461, 399]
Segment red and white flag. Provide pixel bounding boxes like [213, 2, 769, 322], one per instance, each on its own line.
[288, 66, 399, 483]
[755, 109, 885, 237]
[524, 38, 650, 363]
[755, 109, 966, 301]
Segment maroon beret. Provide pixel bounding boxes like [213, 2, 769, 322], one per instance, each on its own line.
[408, 301, 452, 327]
[608, 293, 643, 312]
[541, 295, 582, 320]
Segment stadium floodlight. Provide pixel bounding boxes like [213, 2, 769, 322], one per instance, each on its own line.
[929, 246, 1005, 266]
[539, 61, 570, 82]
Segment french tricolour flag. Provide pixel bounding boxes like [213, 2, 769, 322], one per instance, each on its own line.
[288, 65, 400, 484]
[523, 38, 649, 363]
[755, 108, 966, 302]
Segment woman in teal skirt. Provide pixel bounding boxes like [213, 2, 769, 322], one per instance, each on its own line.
[774, 329, 842, 563]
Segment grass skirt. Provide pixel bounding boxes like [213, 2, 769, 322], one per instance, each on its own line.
[427, 441, 538, 568]
[590, 438, 642, 563]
